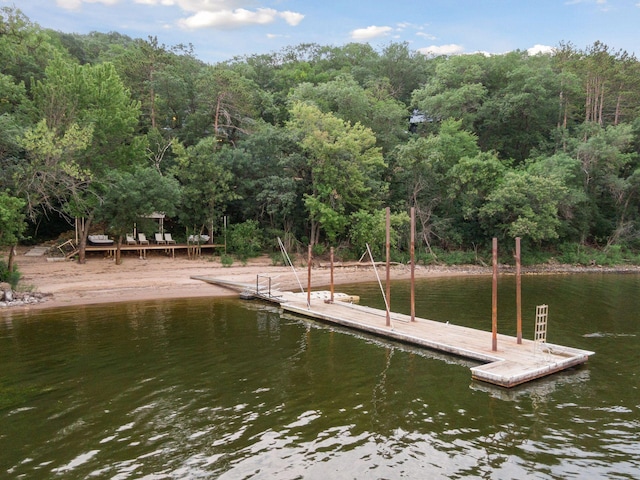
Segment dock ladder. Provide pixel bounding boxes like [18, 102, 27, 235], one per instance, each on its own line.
[534, 304, 549, 356]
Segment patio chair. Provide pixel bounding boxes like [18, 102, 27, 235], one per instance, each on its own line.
[138, 233, 150, 245]
[164, 233, 176, 244]
[154, 233, 166, 244]
[126, 234, 137, 245]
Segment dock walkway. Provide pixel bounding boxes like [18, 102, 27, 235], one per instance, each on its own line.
[193, 276, 594, 388]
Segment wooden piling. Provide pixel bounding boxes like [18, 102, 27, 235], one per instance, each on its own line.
[516, 237, 522, 344]
[385, 207, 391, 327]
[492, 237, 498, 352]
[330, 246, 334, 303]
[307, 244, 312, 308]
[410, 207, 416, 322]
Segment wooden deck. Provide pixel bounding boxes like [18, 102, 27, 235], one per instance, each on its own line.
[67, 243, 224, 259]
[193, 276, 595, 388]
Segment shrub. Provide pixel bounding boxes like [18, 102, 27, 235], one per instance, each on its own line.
[227, 220, 263, 260]
[0, 260, 21, 289]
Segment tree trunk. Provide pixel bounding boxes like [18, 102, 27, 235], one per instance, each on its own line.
[116, 236, 123, 265]
[77, 216, 93, 264]
[7, 244, 16, 273]
[614, 89, 622, 125]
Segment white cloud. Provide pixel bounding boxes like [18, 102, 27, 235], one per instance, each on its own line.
[135, 0, 175, 5]
[279, 11, 304, 26]
[178, 8, 280, 29]
[416, 31, 437, 40]
[417, 44, 464, 56]
[527, 44, 554, 55]
[565, 0, 610, 10]
[58, 0, 304, 29]
[350, 25, 393, 41]
[57, 0, 120, 10]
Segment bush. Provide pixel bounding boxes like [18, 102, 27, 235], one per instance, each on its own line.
[0, 260, 21, 289]
[227, 220, 263, 260]
[220, 254, 234, 267]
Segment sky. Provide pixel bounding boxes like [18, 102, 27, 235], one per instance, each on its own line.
[6, 0, 640, 64]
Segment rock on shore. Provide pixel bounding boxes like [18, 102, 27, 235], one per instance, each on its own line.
[0, 282, 50, 308]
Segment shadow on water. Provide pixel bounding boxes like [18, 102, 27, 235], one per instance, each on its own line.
[0, 273, 638, 479]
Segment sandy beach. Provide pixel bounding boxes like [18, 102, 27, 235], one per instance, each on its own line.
[5, 245, 638, 313]
[2, 246, 491, 311]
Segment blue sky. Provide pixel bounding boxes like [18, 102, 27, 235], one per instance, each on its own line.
[7, 0, 640, 63]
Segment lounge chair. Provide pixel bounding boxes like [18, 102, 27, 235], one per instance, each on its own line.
[88, 234, 114, 245]
[187, 234, 210, 244]
[126, 234, 137, 245]
[154, 233, 166, 244]
[138, 233, 150, 245]
[164, 233, 176, 244]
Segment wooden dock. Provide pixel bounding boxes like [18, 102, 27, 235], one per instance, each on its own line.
[193, 276, 594, 388]
[62, 243, 224, 259]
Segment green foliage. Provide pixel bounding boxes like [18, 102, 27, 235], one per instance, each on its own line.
[4, 9, 640, 265]
[0, 192, 27, 246]
[479, 171, 572, 243]
[96, 166, 181, 238]
[555, 242, 638, 266]
[311, 243, 326, 257]
[348, 209, 410, 259]
[288, 101, 386, 244]
[418, 247, 485, 266]
[227, 220, 263, 260]
[220, 254, 234, 267]
[0, 260, 21, 288]
[171, 139, 239, 237]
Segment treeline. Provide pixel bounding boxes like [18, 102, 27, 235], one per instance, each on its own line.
[2, 5, 640, 266]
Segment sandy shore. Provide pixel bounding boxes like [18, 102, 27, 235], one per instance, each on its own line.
[2, 247, 491, 312]
[5, 246, 639, 313]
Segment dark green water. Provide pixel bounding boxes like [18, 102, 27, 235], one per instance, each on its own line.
[0, 274, 638, 479]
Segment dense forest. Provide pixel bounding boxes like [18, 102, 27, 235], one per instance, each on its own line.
[2, 6, 640, 270]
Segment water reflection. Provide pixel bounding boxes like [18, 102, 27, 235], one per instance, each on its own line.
[0, 274, 639, 478]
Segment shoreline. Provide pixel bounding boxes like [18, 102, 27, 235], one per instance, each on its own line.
[2, 247, 640, 313]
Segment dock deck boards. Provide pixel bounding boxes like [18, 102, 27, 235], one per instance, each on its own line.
[193, 276, 594, 388]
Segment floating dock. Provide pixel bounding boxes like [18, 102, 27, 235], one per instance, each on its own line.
[192, 276, 594, 388]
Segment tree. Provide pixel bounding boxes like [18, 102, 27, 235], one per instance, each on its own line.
[20, 55, 143, 262]
[289, 74, 408, 153]
[287, 102, 386, 245]
[189, 66, 259, 147]
[0, 6, 59, 87]
[349, 208, 409, 259]
[171, 138, 239, 242]
[391, 119, 480, 249]
[0, 191, 27, 273]
[448, 151, 508, 245]
[475, 53, 561, 162]
[96, 166, 181, 264]
[411, 54, 488, 131]
[18, 119, 94, 221]
[571, 122, 639, 245]
[479, 171, 572, 244]
[103, 36, 174, 131]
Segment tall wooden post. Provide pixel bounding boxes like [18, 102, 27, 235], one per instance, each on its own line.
[385, 207, 391, 327]
[410, 207, 416, 322]
[330, 246, 334, 303]
[492, 237, 498, 352]
[307, 244, 312, 308]
[516, 237, 522, 344]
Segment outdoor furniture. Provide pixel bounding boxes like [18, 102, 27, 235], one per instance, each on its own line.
[126, 234, 137, 245]
[164, 233, 176, 244]
[154, 233, 166, 244]
[187, 234, 209, 244]
[88, 234, 114, 245]
[138, 233, 150, 245]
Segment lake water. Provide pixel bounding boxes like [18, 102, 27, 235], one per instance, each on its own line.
[0, 273, 638, 479]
